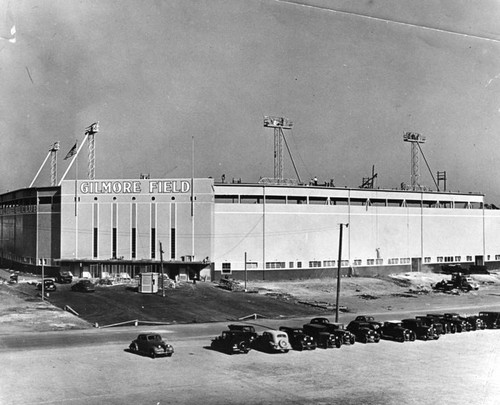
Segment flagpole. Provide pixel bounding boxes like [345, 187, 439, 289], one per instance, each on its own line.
[74, 152, 78, 216]
[191, 136, 195, 258]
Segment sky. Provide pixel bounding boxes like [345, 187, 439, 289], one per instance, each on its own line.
[1, 0, 500, 201]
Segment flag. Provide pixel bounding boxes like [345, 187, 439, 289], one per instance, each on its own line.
[64, 142, 77, 160]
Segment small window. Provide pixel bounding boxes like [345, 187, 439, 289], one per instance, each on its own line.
[288, 196, 307, 205]
[309, 261, 321, 268]
[215, 195, 239, 203]
[323, 260, 335, 267]
[297, 262, 302, 268]
[367, 259, 375, 266]
[289, 261, 294, 268]
[309, 196, 328, 205]
[424, 257, 431, 263]
[376, 258, 383, 265]
[341, 260, 349, 267]
[222, 263, 231, 274]
[437, 257, 444, 263]
[246, 262, 258, 269]
[265, 196, 286, 204]
[353, 259, 362, 266]
[466, 256, 472, 262]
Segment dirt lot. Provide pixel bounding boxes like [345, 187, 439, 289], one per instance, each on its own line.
[1, 269, 500, 333]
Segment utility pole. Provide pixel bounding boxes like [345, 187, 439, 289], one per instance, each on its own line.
[160, 242, 165, 297]
[244, 252, 247, 292]
[335, 223, 348, 322]
[40, 258, 45, 301]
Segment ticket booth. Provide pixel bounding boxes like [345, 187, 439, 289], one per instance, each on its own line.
[139, 272, 158, 294]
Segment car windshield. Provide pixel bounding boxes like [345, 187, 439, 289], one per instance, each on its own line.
[147, 335, 160, 341]
[277, 333, 287, 338]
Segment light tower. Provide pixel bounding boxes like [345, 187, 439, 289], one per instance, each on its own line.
[50, 142, 60, 186]
[85, 122, 99, 180]
[403, 131, 426, 190]
[29, 141, 60, 188]
[263, 116, 293, 181]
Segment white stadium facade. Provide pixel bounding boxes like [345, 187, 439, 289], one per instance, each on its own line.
[1, 176, 500, 281]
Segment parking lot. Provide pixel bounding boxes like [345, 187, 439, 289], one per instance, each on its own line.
[1, 324, 499, 405]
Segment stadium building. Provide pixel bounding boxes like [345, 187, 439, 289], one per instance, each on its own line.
[1, 177, 500, 281]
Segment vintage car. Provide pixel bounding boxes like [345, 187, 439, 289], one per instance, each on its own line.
[443, 313, 472, 332]
[303, 323, 341, 349]
[55, 270, 73, 284]
[36, 279, 57, 292]
[379, 321, 416, 342]
[465, 315, 486, 331]
[279, 326, 317, 351]
[129, 333, 174, 358]
[415, 316, 446, 335]
[211, 330, 253, 354]
[252, 330, 291, 353]
[346, 321, 380, 343]
[401, 319, 439, 340]
[426, 313, 456, 334]
[478, 311, 500, 329]
[227, 324, 258, 340]
[309, 317, 355, 345]
[353, 315, 383, 331]
[71, 279, 96, 293]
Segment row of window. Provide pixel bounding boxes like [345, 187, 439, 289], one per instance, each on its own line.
[214, 195, 488, 209]
[220, 254, 496, 273]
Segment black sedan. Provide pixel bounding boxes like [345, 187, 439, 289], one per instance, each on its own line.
[71, 279, 96, 293]
[36, 279, 57, 292]
[346, 321, 380, 343]
[279, 326, 317, 351]
[129, 333, 174, 358]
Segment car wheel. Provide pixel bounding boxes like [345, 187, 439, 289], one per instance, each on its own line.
[238, 341, 248, 352]
[129, 343, 138, 352]
[150, 350, 156, 359]
[335, 339, 341, 349]
[350, 337, 355, 345]
[397, 336, 404, 342]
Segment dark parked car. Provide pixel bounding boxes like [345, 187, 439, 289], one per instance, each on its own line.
[309, 318, 356, 345]
[426, 313, 456, 334]
[55, 270, 73, 283]
[129, 333, 174, 358]
[36, 279, 57, 292]
[443, 313, 471, 332]
[465, 315, 486, 331]
[279, 326, 317, 351]
[211, 330, 253, 354]
[71, 279, 96, 293]
[346, 321, 380, 343]
[353, 315, 383, 331]
[478, 311, 500, 329]
[303, 323, 341, 349]
[415, 316, 446, 335]
[401, 319, 439, 340]
[379, 321, 416, 342]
